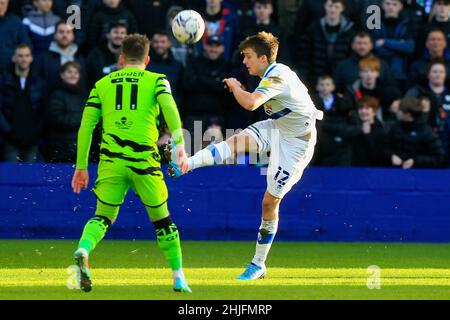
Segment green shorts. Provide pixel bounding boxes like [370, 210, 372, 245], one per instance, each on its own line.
[93, 159, 168, 209]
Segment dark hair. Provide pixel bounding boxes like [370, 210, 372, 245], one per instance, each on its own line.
[55, 21, 75, 34]
[60, 61, 81, 74]
[108, 21, 128, 33]
[152, 29, 170, 38]
[354, 31, 372, 40]
[358, 96, 379, 112]
[254, 0, 273, 5]
[238, 31, 279, 64]
[426, 58, 447, 76]
[317, 75, 334, 84]
[327, 0, 346, 6]
[434, 0, 450, 5]
[399, 97, 423, 119]
[426, 28, 446, 41]
[120, 33, 150, 64]
[15, 43, 32, 52]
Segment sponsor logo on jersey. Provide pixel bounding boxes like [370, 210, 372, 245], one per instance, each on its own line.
[115, 117, 134, 130]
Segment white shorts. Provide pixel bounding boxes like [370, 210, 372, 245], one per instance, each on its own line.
[244, 119, 316, 199]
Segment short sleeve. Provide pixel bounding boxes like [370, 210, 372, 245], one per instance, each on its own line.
[254, 75, 285, 100]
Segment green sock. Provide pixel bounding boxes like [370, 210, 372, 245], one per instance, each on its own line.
[154, 217, 182, 271]
[78, 216, 111, 254]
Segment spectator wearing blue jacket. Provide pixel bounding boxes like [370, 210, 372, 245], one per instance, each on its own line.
[197, 0, 240, 62]
[370, 0, 415, 90]
[0, 0, 31, 75]
[22, 0, 61, 58]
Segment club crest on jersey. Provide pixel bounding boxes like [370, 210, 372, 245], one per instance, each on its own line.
[115, 117, 133, 129]
[265, 104, 273, 115]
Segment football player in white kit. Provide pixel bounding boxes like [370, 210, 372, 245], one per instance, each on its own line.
[168, 31, 323, 280]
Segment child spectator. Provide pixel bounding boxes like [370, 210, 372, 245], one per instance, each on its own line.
[352, 96, 389, 167]
[346, 55, 402, 121]
[388, 97, 445, 168]
[22, 0, 60, 57]
[313, 75, 359, 166]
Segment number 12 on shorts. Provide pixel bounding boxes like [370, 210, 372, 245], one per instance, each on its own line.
[274, 166, 290, 187]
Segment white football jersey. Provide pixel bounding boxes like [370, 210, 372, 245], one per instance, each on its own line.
[255, 63, 322, 137]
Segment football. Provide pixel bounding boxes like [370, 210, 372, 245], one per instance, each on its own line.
[171, 10, 205, 45]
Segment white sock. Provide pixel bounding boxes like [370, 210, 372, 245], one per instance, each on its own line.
[188, 141, 232, 171]
[173, 268, 184, 280]
[251, 219, 278, 267]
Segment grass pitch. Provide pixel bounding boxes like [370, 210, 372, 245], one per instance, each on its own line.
[1, 240, 450, 300]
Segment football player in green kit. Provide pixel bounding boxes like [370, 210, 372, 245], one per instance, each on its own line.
[71, 34, 191, 293]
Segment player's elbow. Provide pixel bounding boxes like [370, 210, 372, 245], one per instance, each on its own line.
[243, 101, 259, 111]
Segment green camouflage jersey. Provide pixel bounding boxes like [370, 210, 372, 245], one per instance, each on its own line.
[76, 67, 184, 169]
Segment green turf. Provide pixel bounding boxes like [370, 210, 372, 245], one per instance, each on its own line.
[1, 240, 450, 300]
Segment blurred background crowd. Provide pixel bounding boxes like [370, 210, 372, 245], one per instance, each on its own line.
[1, 0, 450, 169]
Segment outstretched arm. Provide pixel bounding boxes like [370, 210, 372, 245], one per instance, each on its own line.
[223, 77, 268, 111]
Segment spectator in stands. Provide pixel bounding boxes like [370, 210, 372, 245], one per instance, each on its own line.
[276, 0, 302, 40]
[406, 60, 450, 148]
[33, 21, 86, 92]
[409, 29, 450, 88]
[240, 0, 290, 64]
[8, 0, 34, 18]
[370, 0, 414, 90]
[345, 55, 402, 122]
[313, 75, 359, 166]
[352, 96, 389, 167]
[86, 0, 137, 51]
[147, 30, 184, 105]
[333, 31, 397, 93]
[0, 44, 46, 162]
[22, 0, 61, 58]
[125, 0, 169, 38]
[52, 0, 100, 52]
[401, 0, 427, 38]
[44, 61, 86, 163]
[0, 0, 32, 75]
[87, 21, 127, 87]
[183, 35, 230, 139]
[198, 0, 240, 62]
[389, 97, 445, 168]
[295, 0, 355, 88]
[166, 5, 192, 66]
[294, 0, 358, 35]
[416, 0, 450, 57]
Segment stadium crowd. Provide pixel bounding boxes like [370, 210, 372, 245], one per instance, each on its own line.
[0, 0, 449, 169]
